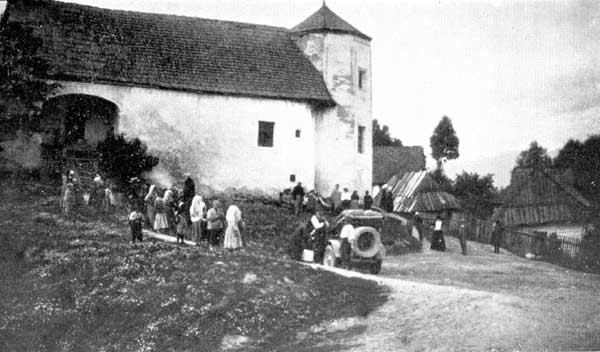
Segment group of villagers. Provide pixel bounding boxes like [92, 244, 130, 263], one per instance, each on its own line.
[60, 170, 116, 214]
[128, 177, 244, 250]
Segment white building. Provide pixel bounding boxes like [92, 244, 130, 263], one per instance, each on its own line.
[3, 0, 372, 195]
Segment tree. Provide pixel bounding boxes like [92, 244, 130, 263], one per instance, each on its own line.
[555, 136, 600, 205]
[515, 141, 552, 169]
[0, 22, 59, 130]
[97, 132, 158, 191]
[430, 116, 459, 170]
[428, 168, 453, 193]
[452, 172, 498, 219]
[372, 119, 402, 147]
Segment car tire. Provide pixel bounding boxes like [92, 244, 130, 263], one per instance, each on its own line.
[369, 259, 382, 275]
[323, 245, 338, 268]
[352, 227, 382, 258]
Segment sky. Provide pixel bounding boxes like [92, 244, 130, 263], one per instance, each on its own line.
[2, 0, 599, 186]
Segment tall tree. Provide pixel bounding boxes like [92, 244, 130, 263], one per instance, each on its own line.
[452, 172, 498, 219]
[0, 21, 59, 130]
[430, 115, 459, 170]
[515, 141, 552, 169]
[555, 136, 600, 205]
[372, 119, 402, 147]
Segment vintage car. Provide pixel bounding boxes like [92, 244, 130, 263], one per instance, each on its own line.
[323, 209, 385, 274]
[289, 209, 385, 275]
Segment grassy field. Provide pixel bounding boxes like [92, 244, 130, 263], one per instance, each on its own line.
[0, 186, 387, 351]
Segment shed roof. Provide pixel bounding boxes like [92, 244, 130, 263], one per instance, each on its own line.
[376, 171, 461, 213]
[3, 0, 335, 105]
[291, 4, 371, 41]
[372, 146, 426, 185]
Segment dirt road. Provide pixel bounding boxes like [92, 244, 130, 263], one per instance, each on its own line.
[289, 237, 600, 352]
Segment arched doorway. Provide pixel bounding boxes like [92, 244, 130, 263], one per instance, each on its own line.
[40, 94, 119, 183]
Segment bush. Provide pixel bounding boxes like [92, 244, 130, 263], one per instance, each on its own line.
[97, 132, 158, 191]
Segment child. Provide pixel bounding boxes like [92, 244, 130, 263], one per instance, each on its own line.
[175, 201, 188, 244]
[63, 183, 75, 214]
[129, 205, 144, 242]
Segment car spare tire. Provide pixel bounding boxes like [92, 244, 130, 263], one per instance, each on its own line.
[352, 227, 382, 258]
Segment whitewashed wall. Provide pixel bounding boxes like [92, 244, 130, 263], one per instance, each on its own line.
[296, 33, 373, 195]
[56, 82, 316, 194]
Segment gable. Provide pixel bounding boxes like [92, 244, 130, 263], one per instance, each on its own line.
[4, 0, 335, 105]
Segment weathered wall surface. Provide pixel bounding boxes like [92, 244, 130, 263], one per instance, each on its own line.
[56, 82, 316, 194]
[296, 33, 373, 195]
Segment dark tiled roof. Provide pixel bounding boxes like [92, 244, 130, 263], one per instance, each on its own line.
[291, 4, 371, 41]
[372, 146, 426, 184]
[4, 0, 335, 105]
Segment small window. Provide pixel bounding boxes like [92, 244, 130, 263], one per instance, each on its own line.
[295, 129, 301, 138]
[258, 121, 274, 147]
[289, 174, 296, 182]
[358, 125, 365, 153]
[358, 69, 367, 90]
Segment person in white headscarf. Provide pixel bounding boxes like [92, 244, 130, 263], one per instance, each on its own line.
[144, 185, 157, 228]
[189, 194, 206, 243]
[223, 204, 244, 250]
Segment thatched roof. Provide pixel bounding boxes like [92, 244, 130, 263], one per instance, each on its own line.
[493, 167, 592, 226]
[376, 171, 461, 213]
[372, 146, 426, 185]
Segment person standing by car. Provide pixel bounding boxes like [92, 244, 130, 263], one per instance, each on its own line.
[308, 208, 329, 263]
[330, 184, 342, 213]
[363, 191, 373, 210]
[292, 182, 305, 216]
[430, 215, 446, 251]
[341, 187, 352, 210]
[490, 220, 504, 254]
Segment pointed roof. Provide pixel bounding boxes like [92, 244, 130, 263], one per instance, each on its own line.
[291, 4, 371, 41]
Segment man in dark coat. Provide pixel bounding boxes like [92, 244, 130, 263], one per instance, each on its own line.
[363, 191, 373, 210]
[291, 182, 305, 216]
[490, 220, 504, 254]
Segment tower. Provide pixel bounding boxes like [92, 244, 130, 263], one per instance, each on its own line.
[291, 3, 373, 194]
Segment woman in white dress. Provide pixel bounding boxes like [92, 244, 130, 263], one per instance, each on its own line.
[223, 205, 244, 250]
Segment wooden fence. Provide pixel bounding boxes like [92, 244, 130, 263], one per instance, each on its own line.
[445, 218, 600, 274]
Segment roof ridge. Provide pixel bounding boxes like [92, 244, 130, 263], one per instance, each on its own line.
[52, 0, 288, 32]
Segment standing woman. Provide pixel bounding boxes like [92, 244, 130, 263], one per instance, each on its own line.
[224, 204, 244, 251]
[163, 188, 177, 235]
[144, 185, 157, 228]
[153, 189, 169, 233]
[430, 215, 446, 251]
[190, 194, 206, 243]
[206, 200, 226, 246]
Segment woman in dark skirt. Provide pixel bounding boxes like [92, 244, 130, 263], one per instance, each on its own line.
[430, 216, 446, 251]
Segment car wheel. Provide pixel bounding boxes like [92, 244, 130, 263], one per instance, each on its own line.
[368, 260, 382, 275]
[323, 245, 337, 268]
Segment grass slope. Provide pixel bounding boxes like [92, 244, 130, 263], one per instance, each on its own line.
[0, 188, 387, 351]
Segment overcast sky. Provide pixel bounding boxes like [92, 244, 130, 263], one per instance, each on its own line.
[3, 0, 599, 186]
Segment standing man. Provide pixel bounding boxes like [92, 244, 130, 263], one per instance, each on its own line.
[458, 215, 468, 255]
[292, 182, 305, 216]
[363, 191, 373, 210]
[340, 187, 352, 210]
[490, 220, 504, 254]
[330, 184, 342, 213]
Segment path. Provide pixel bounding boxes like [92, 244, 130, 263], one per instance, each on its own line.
[296, 236, 600, 352]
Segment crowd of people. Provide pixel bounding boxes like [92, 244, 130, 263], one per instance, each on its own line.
[59, 170, 244, 250]
[290, 182, 380, 216]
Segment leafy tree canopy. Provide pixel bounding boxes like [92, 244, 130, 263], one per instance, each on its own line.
[430, 115, 459, 169]
[0, 21, 59, 130]
[373, 119, 402, 147]
[554, 135, 600, 205]
[453, 171, 498, 219]
[515, 141, 552, 169]
[97, 132, 158, 192]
